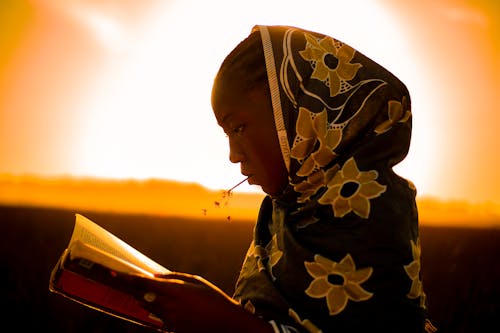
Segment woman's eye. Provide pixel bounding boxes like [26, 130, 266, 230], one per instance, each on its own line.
[232, 125, 245, 135]
[223, 124, 245, 138]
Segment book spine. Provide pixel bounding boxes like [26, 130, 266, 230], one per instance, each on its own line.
[56, 269, 164, 329]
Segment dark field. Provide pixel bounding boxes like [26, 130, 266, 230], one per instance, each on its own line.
[1, 205, 498, 333]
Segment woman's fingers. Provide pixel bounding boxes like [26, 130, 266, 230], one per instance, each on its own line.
[155, 272, 210, 286]
[154, 272, 233, 300]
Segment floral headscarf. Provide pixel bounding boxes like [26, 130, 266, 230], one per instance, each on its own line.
[232, 25, 429, 332]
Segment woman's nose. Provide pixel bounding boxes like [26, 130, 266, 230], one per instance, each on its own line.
[229, 141, 244, 164]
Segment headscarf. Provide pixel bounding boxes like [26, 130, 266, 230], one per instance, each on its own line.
[232, 25, 428, 332]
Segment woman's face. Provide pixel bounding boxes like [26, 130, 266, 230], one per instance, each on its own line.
[212, 83, 289, 196]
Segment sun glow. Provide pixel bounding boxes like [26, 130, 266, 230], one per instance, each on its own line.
[4, 0, 497, 204]
[64, 0, 430, 193]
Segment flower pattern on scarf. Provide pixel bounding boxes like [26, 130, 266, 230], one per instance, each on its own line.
[305, 254, 373, 315]
[266, 234, 283, 280]
[243, 300, 256, 314]
[294, 166, 340, 204]
[404, 238, 426, 308]
[318, 157, 386, 218]
[247, 241, 266, 272]
[291, 107, 342, 178]
[251, 235, 283, 280]
[375, 96, 411, 134]
[289, 308, 321, 333]
[299, 33, 362, 97]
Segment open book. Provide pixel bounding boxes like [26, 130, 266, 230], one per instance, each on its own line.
[49, 214, 170, 332]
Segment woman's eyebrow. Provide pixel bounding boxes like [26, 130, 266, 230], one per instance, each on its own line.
[219, 112, 239, 128]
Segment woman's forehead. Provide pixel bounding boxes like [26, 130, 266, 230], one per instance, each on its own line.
[214, 84, 270, 122]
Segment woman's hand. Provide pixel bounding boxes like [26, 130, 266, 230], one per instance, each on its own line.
[127, 272, 274, 333]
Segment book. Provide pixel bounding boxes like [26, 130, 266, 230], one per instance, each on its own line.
[49, 213, 171, 332]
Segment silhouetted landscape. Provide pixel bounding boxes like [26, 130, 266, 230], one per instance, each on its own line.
[1, 204, 499, 333]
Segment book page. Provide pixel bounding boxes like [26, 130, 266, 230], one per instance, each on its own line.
[69, 214, 170, 275]
[69, 240, 156, 276]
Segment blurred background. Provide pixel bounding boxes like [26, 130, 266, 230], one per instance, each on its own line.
[1, 0, 499, 205]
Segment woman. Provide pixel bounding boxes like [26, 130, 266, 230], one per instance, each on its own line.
[134, 25, 432, 333]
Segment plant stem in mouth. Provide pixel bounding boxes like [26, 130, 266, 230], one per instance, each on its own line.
[227, 177, 249, 194]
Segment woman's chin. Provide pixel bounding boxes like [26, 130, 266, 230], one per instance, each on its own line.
[247, 177, 267, 193]
[246, 175, 257, 185]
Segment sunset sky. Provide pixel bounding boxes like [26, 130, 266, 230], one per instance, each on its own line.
[1, 0, 499, 204]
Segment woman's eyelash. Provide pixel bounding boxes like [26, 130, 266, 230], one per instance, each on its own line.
[233, 125, 245, 134]
[225, 125, 244, 137]
[224, 125, 245, 137]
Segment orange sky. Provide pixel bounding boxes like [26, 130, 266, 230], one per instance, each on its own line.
[1, 0, 499, 204]
[1, 175, 498, 228]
